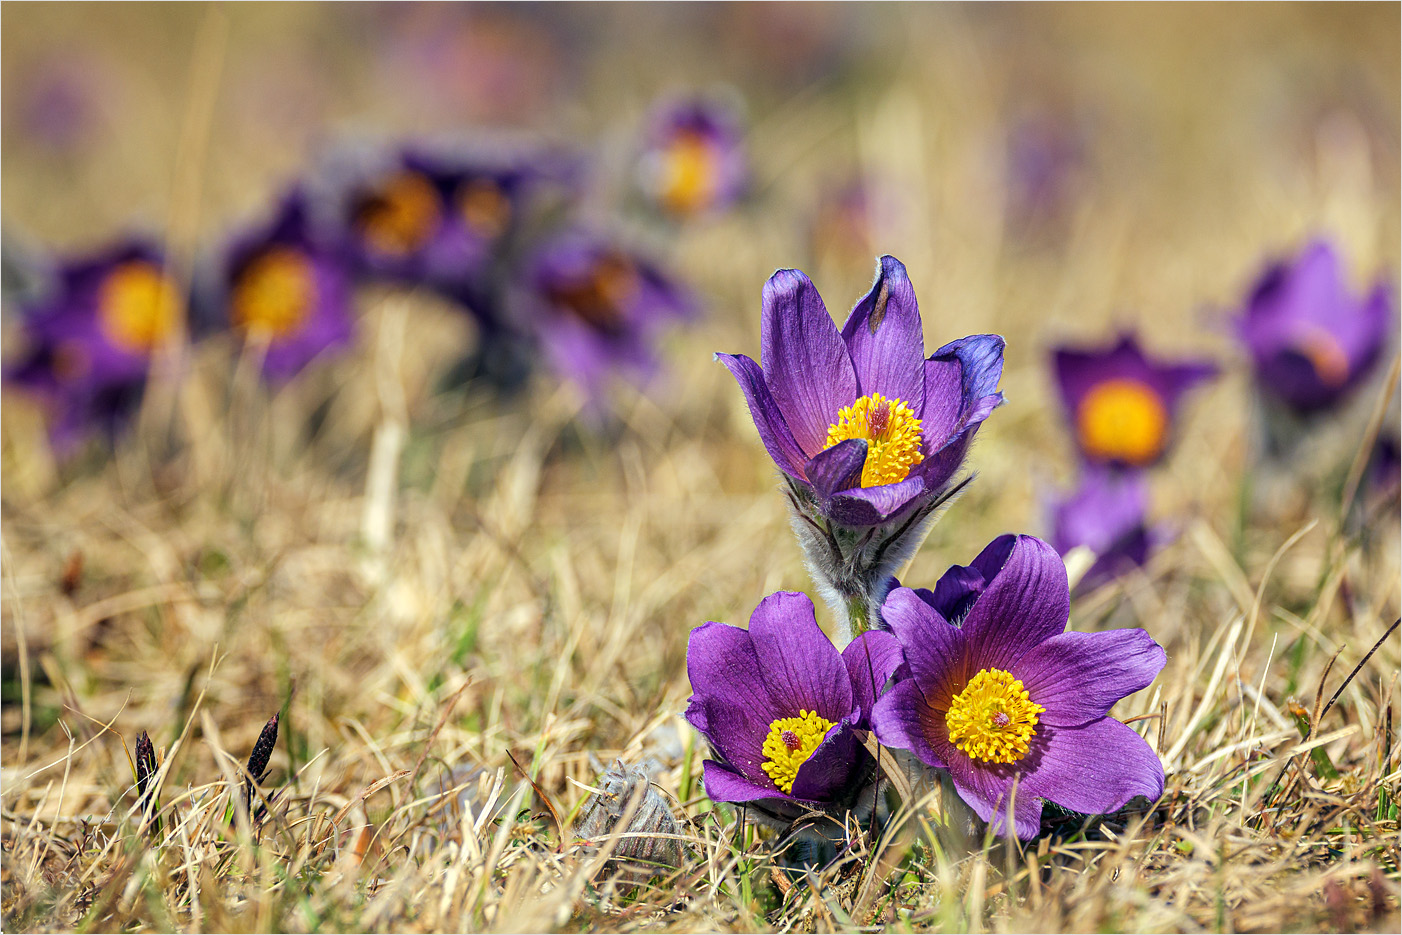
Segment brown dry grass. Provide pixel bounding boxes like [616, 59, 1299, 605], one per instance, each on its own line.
[2, 4, 1399, 933]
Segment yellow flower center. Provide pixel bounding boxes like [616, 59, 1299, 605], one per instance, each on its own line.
[760, 709, 835, 794]
[231, 247, 318, 340]
[458, 179, 512, 239]
[354, 170, 442, 257]
[658, 130, 718, 216]
[1075, 378, 1167, 465]
[97, 261, 182, 354]
[1291, 326, 1350, 388]
[945, 668, 1044, 764]
[824, 392, 925, 487]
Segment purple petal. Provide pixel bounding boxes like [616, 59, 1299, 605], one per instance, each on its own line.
[716, 352, 808, 478]
[869, 679, 947, 769]
[912, 562, 989, 625]
[701, 759, 783, 803]
[805, 438, 867, 501]
[760, 269, 858, 455]
[747, 591, 854, 720]
[839, 256, 926, 410]
[842, 630, 904, 724]
[919, 335, 1006, 449]
[959, 535, 1070, 672]
[1016, 629, 1166, 727]
[1019, 718, 1165, 817]
[825, 474, 928, 526]
[685, 622, 779, 773]
[789, 720, 866, 801]
[881, 587, 967, 709]
[939, 737, 1044, 839]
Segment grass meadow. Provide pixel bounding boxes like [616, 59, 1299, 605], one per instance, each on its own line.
[2, 4, 1399, 932]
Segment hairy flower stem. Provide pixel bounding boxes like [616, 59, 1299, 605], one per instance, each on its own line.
[784, 474, 972, 645]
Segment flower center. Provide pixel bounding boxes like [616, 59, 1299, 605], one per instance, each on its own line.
[458, 179, 512, 239]
[1290, 326, 1350, 389]
[231, 247, 318, 340]
[545, 253, 640, 333]
[760, 709, 835, 794]
[354, 170, 442, 257]
[97, 261, 182, 355]
[824, 392, 925, 487]
[658, 130, 718, 215]
[945, 668, 1044, 764]
[1075, 378, 1167, 465]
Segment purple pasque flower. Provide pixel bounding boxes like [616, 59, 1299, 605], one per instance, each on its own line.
[1053, 332, 1217, 469]
[1237, 239, 1392, 415]
[4, 239, 182, 451]
[719, 256, 1005, 530]
[209, 189, 353, 380]
[637, 94, 748, 218]
[1047, 467, 1160, 593]
[317, 144, 554, 290]
[870, 534, 1166, 840]
[519, 229, 695, 403]
[685, 591, 902, 828]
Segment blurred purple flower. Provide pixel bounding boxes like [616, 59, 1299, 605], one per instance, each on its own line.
[870, 534, 1166, 840]
[210, 190, 354, 380]
[10, 54, 112, 152]
[5, 239, 183, 450]
[720, 256, 1005, 529]
[1053, 332, 1217, 469]
[637, 95, 748, 218]
[319, 145, 555, 290]
[1004, 108, 1086, 236]
[685, 590, 902, 826]
[1048, 467, 1159, 593]
[1238, 240, 1392, 415]
[519, 230, 695, 402]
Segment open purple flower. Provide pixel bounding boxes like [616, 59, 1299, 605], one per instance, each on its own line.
[1047, 467, 1161, 593]
[1052, 332, 1217, 469]
[6, 239, 183, 450]
[637, 95, 748, 218]
[518, 229, 695, 404]
[208, 189, 353, 380]
[870, 534, 1166, 840]
[316, 144, 556, 290]
[685, 591, 902, 827]
[1237, 239, 1392, 415]
[720, 256, 1005, 529]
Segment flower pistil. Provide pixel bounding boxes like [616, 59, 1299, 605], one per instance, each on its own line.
[945, 668, 1044, 764]
[761, 709, 835, 793]
[1075, 378, 1167, 465]
[824, 392, 924, 486]
[97, 261, 181, 353]
[232, 247, 317, 339]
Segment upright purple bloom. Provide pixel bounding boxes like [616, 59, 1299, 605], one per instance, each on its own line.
[719, 256, 1004, 637]
[870, 535, 1166, 840]
[1052, 332, 1217, 469]
[518, 230, 695, 404]
[1237, 240, 1392, 415]
[1047, 467, 1159, 593]
[5, 239, 183, 451]
[637, 95, 748, 218]
[685, 591, 902, 830]
[208, 190, 353, 380]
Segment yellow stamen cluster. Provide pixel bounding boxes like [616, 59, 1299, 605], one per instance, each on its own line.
[945, 668, 1044, 764]
[232, 247, 317, 340]
[824, 392, 925, 487]
[1075, 378, 1167, 465]
[760, 710, 835, 794]
[658, 131, 718, 216]
[356, 170, 442, 256]
[97, 261, 181, 354]
[458, 179, 512, 239]
[547, 254, 640, 332]
[1291, 326, 1350, 388]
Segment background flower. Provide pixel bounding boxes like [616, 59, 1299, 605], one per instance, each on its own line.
[1237, 239, 1392, 415]
[870, 534, 1166, 839]
[1052, 332, 1217, 469]
[1047, 467, 1162, 594]
[636, 93, 748, 218]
